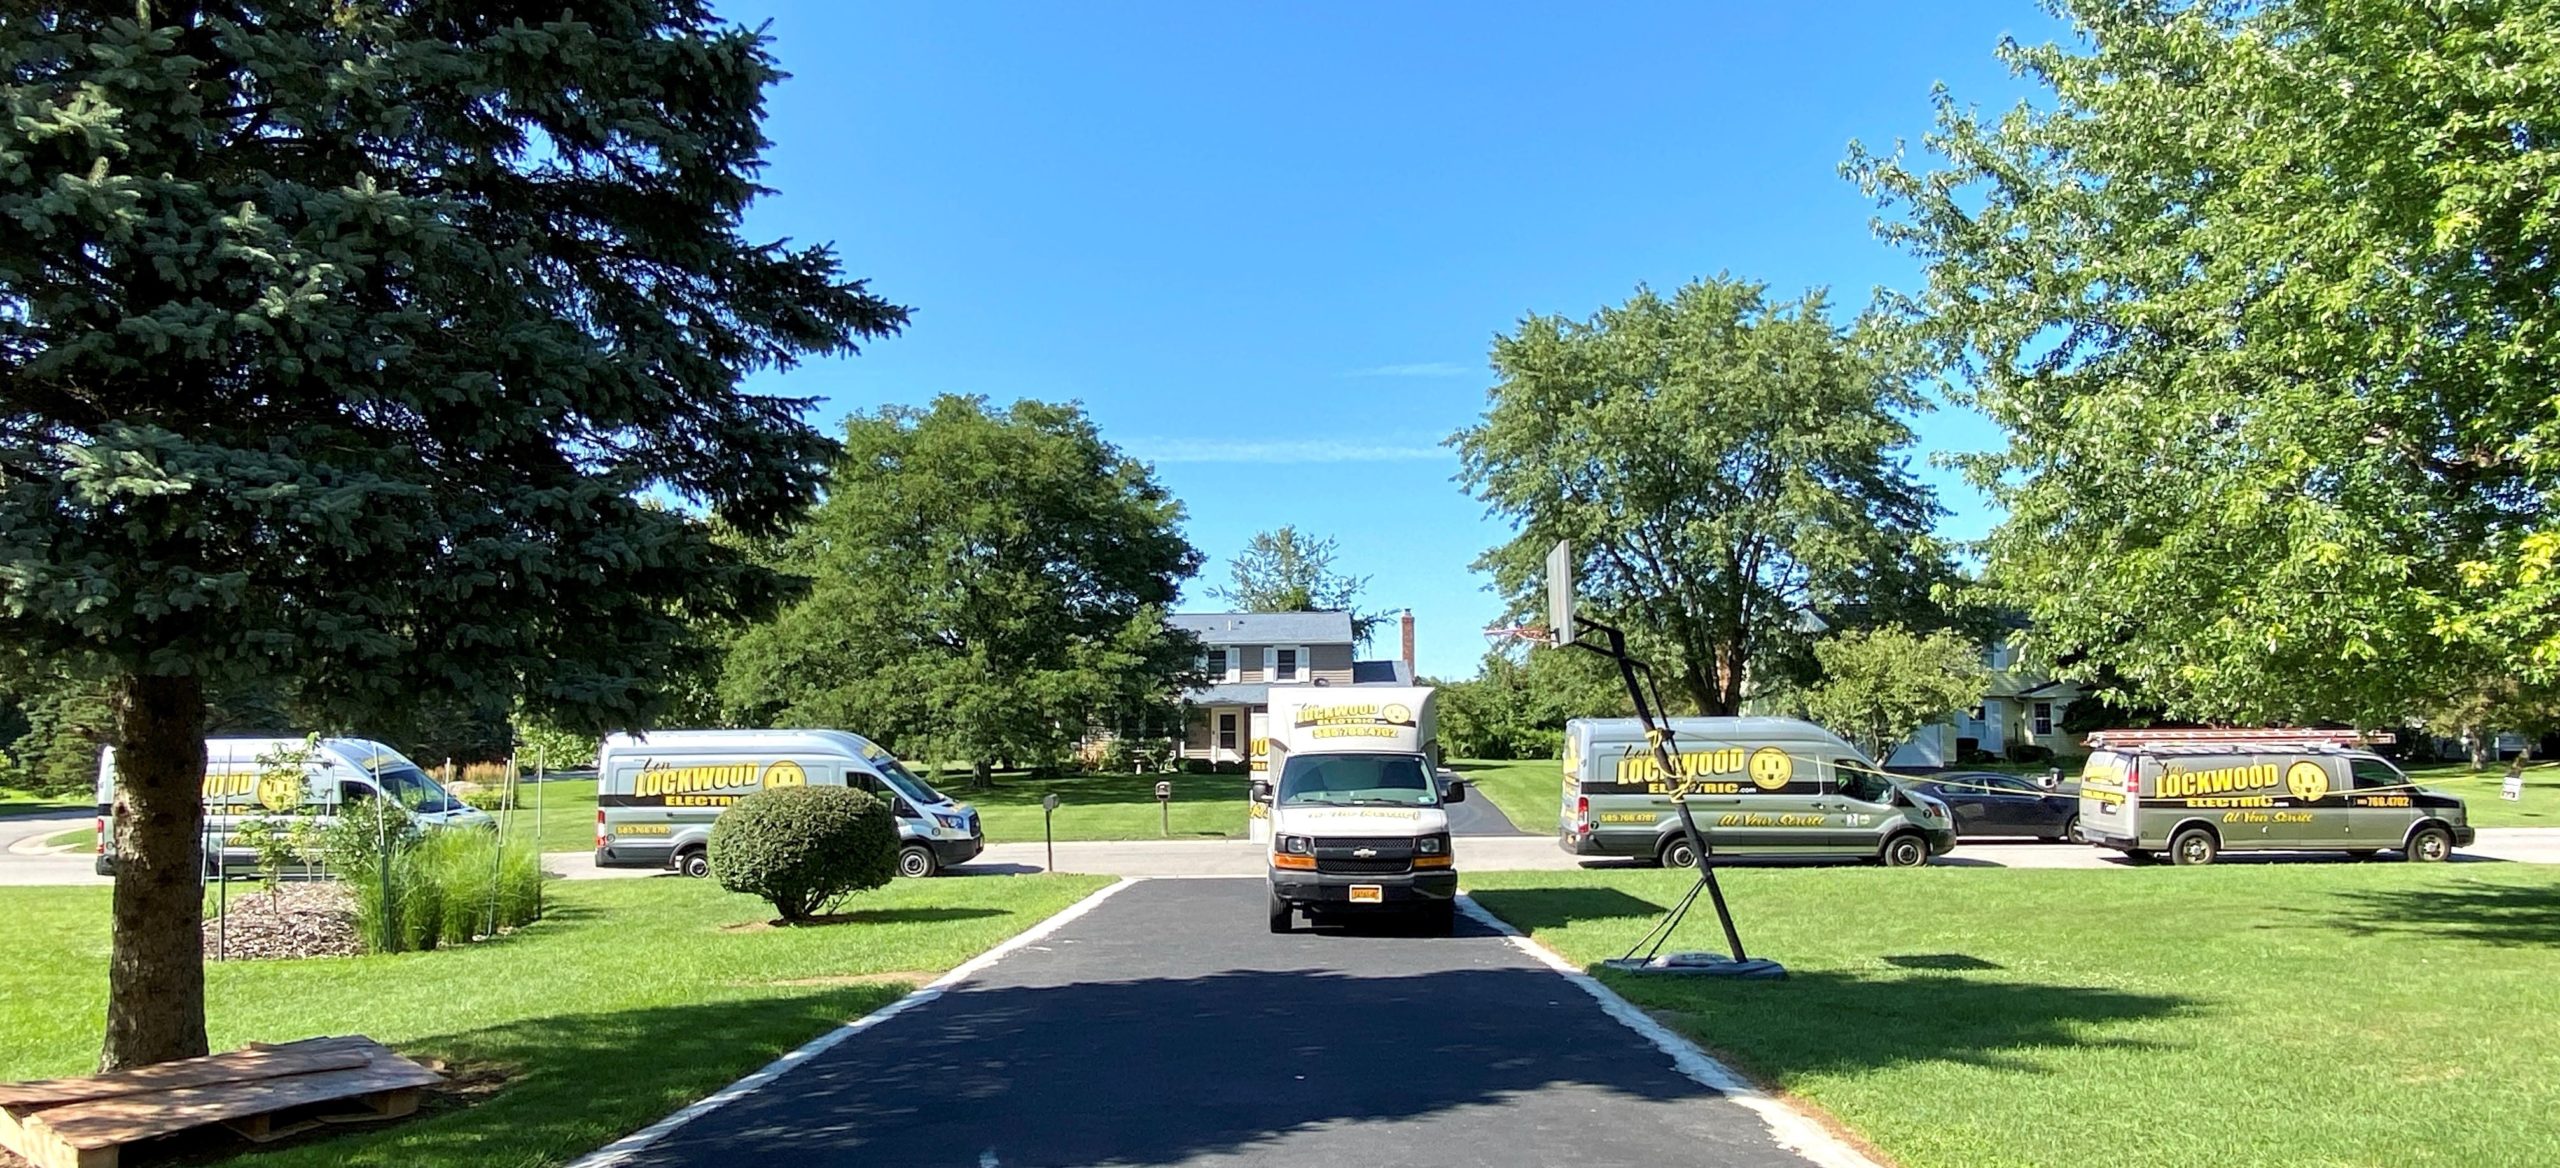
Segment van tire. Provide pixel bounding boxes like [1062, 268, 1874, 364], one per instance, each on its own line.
[1879, 833, 1929, 868]
[2403, 825, 2452, 863]
[677, 848, 711, 879]
[897, 844, 938, 879]
[1267, 890, 1294, 933]
[1657, 836, 1699, 869]
[2169, 827, 2218, 866]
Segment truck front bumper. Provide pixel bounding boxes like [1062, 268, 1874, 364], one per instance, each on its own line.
[1927, 827, 1959, 855]
[2453, 825, 2478, 847]
[929, 833, 985, 867]
[1269, 867, 1458, 906]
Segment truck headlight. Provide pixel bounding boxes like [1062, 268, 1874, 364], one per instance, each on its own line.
[1278, 834, 1312, 855]
[1415, 833, 1447, 855]
[934, 812, 968, 830]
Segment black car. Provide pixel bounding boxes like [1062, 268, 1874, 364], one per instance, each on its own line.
[1906, 771, 2080, 841]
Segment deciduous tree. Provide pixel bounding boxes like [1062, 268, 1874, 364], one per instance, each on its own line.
[1849, 0, 2560, 726]
[1452, 277, 1953, 715]
[1210, 527, 1381, 643]
[1797, 625, 1988, 762]
[721, 397, 1202, 786]
[0, 3, 899, 1067]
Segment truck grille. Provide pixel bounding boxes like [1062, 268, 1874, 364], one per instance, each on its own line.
[1311, 837, 1413, 876]
[1317, 858, 1411, 876]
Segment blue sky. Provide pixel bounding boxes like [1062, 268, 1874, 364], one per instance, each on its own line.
[719, 1, 2068, 679]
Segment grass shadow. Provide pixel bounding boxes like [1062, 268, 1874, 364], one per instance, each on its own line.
[1452, 886, 1666, 931]
[2287, 876, 2560, 945]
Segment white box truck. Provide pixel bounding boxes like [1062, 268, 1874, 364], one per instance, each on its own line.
[595, 729, 981, 878]
[1253, 686, 1464, 934]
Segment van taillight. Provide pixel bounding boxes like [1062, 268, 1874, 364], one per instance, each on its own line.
[1575, 796, 1591, 834]
[95, 817, 105, 846]
[595, 809, 607, 847]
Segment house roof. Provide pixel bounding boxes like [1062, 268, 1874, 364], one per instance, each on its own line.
[1351, 658, 1413, 685]
[1187, 682, 1273, 706]
[1171, 611, 1356, 645]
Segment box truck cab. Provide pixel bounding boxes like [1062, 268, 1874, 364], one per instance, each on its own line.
[2077, 731, 2473, 865]
[1558, 716, 1957, 868]
[1254, 686, 1464, 935]
[596, 729, 981, 879]
[94, 738, 491, 876]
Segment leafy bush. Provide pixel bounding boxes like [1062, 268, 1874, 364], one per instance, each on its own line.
[2008, 744, 2055, 764]
[456, 784, 512, 812]
[322, 799, 538, 952]
[710, 786, 897, 923]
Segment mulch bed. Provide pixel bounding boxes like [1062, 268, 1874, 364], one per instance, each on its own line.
[202, 883, 363, 961]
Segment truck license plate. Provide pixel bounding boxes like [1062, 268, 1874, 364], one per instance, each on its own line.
[1349, 885, 1383, 904]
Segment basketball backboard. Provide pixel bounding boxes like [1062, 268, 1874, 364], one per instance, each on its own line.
[1546, 539, 1575, 647]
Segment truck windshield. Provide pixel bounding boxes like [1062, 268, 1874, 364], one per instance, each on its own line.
[1277, 754, 1438, 807]
[372, 766, 460, 814]
[872, 756, 950, 807]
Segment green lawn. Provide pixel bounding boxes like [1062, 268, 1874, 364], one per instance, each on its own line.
[42, 826, 94, 853]
[1446, 758, 1561, 834]
[494, 778, 601, 854]
[0, 872, 1109, 1166]
[0, 786, 84, 817]
[1464, 864, 2560, 1168]
[962, 770, 1253, 842]
[2404, 761, 2560, 827]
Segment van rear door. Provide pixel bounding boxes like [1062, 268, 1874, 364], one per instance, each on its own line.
[2078, 751, 2137, 843]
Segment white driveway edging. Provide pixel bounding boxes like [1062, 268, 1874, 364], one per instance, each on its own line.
[1454, 895, 1886, 1168]
[566, 876, 1141, 1168]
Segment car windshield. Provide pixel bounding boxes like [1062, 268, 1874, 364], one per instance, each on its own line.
[871, 755, 950, 807]
[1277, 753, 1438, 807]
[372, 766, 459, 814]
[1836, 769, 1896, 803]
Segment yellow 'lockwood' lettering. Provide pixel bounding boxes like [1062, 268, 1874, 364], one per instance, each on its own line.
[1616, 748, 1747, 784]
[2156, 763, 2279, 799]
[635, 760, 808, 800]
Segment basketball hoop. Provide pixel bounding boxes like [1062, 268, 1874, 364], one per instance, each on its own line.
[1482, 625, 1554, 649]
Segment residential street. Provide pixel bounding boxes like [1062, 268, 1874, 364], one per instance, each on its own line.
[600, 878, 1846, 1168]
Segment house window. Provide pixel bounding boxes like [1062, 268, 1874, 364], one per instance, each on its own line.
[2032, 701, 2053, 737]
[1204, 648, 1227, 680]
[1275, 647, 1300, 682]
[1217, 712, 1239, 753]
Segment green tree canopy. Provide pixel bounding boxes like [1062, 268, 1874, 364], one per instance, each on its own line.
[1452, 277, 1954, 715]
[1, 3, 900, 1068]
[1209, 526, 1381, 644]
[1797, 625, 1989, 763]
[721, 396, 1203, 786]
[1429, 645, 1631, 761]
[1849, 0, 2560, 726]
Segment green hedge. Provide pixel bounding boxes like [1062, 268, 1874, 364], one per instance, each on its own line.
[710, 786, 897, 922]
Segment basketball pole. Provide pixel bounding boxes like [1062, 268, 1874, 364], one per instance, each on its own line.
[1561, 614, 1751, 965]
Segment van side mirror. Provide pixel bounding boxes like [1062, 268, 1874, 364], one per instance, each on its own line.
[1249, 780, 1272, 803]
[1441, 779, 1467, 804]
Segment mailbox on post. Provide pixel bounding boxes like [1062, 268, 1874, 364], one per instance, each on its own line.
[1154, 780, 1172, 836]
[1041, 793, 1060, 872]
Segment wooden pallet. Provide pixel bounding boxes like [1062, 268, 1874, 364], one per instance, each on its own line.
[0, 1036, 441, 1168]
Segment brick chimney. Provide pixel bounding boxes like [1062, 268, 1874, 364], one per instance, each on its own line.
[1400, 609, 1416, 677]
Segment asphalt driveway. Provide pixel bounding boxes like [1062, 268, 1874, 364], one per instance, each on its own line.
[606, 878, 1829, 1168]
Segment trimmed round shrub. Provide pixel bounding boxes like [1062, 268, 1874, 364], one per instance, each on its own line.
[710, 786, 898, 922]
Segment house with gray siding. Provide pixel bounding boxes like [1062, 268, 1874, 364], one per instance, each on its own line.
[1169, 610, 1416, 766]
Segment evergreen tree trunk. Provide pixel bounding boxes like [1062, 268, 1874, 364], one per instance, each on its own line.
[102, 672, 209, 1071]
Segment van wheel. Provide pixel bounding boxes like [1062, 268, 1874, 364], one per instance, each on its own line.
[1879, 833, 1929, 868]
[2404, 826, 2452, 863]
[1267, 890, 1294, 933]
[1657, 836, 1699, 869]
[2170, 827, 2218, 866]
[677, 848, 711, 879]
[897, 844, 938, 879]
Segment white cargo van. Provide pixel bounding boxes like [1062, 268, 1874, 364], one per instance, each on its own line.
[94, 738, 491, 876]
[595, 729, 981, 878]
[1253, 686, 1464, 934]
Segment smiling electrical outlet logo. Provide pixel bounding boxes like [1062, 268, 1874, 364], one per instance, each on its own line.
[2285, 761, 2330, 802]
[1748, 747, 1794, 790]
